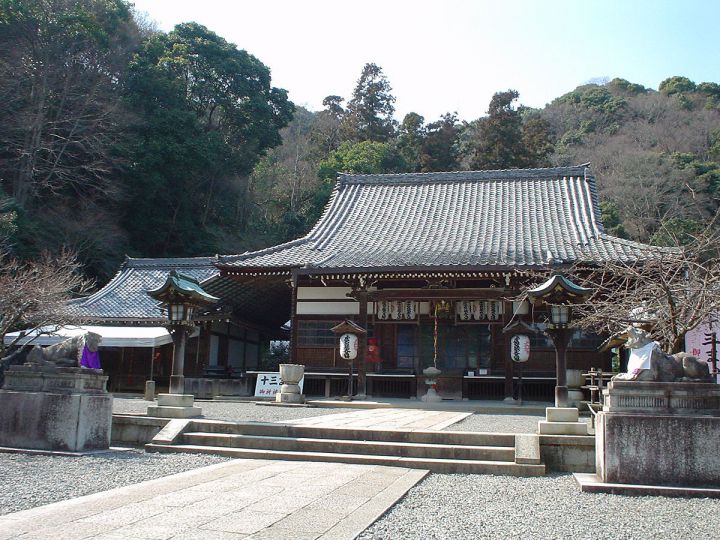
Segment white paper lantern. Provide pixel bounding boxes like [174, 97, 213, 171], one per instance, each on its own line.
[391, 300, 403, 320]
[458, 300, 473, 321]
[471, 300, 481, 320]
[377, 300, 390, 320]
[478, 301, 488, 320]
[404, 301, 417, 320]
[510, 334, 530, 363]
[487, 301, 500, 321]
[339, 333, 358, 360]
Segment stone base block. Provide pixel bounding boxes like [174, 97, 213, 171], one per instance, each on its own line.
[596, 411, 720, 487]
[421, 388, 442, 403]
[538, 421, 588, 435]
[546, 407, 579, 422]
[540, 435, 596, 473]
[515, 434, 541, 464]
[574, 473, 720, 498]
[275, 392, 304, 404]
[146, 405, 202, 418]
[157, 393, 195, 407]
[0, 390, 112, 451]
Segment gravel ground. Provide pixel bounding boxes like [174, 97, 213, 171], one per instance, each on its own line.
[444, 412, 543, 433]
[0, 449, 229, 516]
[358, 473, 720, 540]
[112, 396, 346, 422]
[446, 412, 591, 433]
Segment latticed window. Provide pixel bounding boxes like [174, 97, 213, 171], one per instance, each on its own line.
[297, 320, 343, 347]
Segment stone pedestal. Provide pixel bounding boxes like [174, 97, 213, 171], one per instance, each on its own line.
[538, 407, 588, 435]
[147, 393, 202, 418]
[275, 364, 305, 404]
[567, 369, 584, 408]
[594, 381, 720, 488]
[0, 365, 112, 452]
[421, 366, 442, 403]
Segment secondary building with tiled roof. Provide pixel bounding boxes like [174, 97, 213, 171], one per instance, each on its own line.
[215, 164, 659, 401]
[49, 257, 283, 393]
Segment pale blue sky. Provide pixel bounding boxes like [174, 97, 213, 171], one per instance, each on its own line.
[132, 0, 719, 122]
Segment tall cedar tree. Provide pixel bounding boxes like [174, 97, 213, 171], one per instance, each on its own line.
[340, 63, 397, 143]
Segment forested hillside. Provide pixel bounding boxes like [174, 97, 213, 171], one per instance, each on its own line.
[1, 1, 719, 282]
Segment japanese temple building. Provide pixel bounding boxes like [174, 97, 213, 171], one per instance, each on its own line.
[54, 257, 287, 393]
[16, 164, 659, 400]
[211, 164, 658, 400]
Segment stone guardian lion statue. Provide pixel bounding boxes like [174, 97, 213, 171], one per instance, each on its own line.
[26, 332, 102, 369]
[614, 327, 712, 383]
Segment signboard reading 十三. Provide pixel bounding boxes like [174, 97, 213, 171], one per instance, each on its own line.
[254, 372, 305, 398]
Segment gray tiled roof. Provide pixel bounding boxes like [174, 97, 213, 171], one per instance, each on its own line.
[68, 257, 219, 322]
[218, 165, 659, 271]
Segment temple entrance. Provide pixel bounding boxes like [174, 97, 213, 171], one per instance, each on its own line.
[394, 323, 492, 374]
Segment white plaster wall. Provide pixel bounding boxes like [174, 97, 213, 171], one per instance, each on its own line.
[296, 302, 360, 315]
[297, 286, 352, 300]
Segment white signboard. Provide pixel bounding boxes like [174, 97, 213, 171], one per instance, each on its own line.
[685, 317, 720, 383]
[254, 372, 305, 398]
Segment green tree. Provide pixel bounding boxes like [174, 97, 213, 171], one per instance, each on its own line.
[599, 201, 628, 239]
[340, 63, 397, 143]
[469, 90, 525, 169]
[650, 217, 702, 246]
[520, 114, 554, 167]
[0, 0, 141, 278]
[0, 0, 138, 209]
[122, 22, 293, 256]
[421, 113, 460, 171]
[396, 113, 426, 172]
[658, 76, 696, 95]
[318, 141, 404, 180]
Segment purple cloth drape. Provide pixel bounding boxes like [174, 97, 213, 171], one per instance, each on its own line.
[80, 345, 101, 369]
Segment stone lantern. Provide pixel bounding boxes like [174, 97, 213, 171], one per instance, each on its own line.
[147, 270, 219, 418]
[527, 274, 592, 408]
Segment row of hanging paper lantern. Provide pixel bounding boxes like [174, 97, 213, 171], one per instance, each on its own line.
[456, 300, 504, 321]
[376, 300, 418, 320]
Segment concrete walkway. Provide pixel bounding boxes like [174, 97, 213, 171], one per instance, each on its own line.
[280, 408, 470, 430]
[0, 459, 426, 540]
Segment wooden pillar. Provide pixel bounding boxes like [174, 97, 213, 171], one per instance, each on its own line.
[289, 271, 299, 364]
[356, 288, 368, 398]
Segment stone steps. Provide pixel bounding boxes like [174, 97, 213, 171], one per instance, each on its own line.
[144, 419, 545, 476]
[181, 432, 516, 461]
[189, 420, 517, 447]
[145, 443, 545, 476]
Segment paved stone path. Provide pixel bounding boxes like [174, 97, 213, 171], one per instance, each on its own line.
[0, 459, 426, 540]
[280, 408, 470, 431]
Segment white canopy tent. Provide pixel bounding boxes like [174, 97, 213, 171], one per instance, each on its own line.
[2, 325, 197, 348]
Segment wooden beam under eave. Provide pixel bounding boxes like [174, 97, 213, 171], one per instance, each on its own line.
[367, 288, 508, 300]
